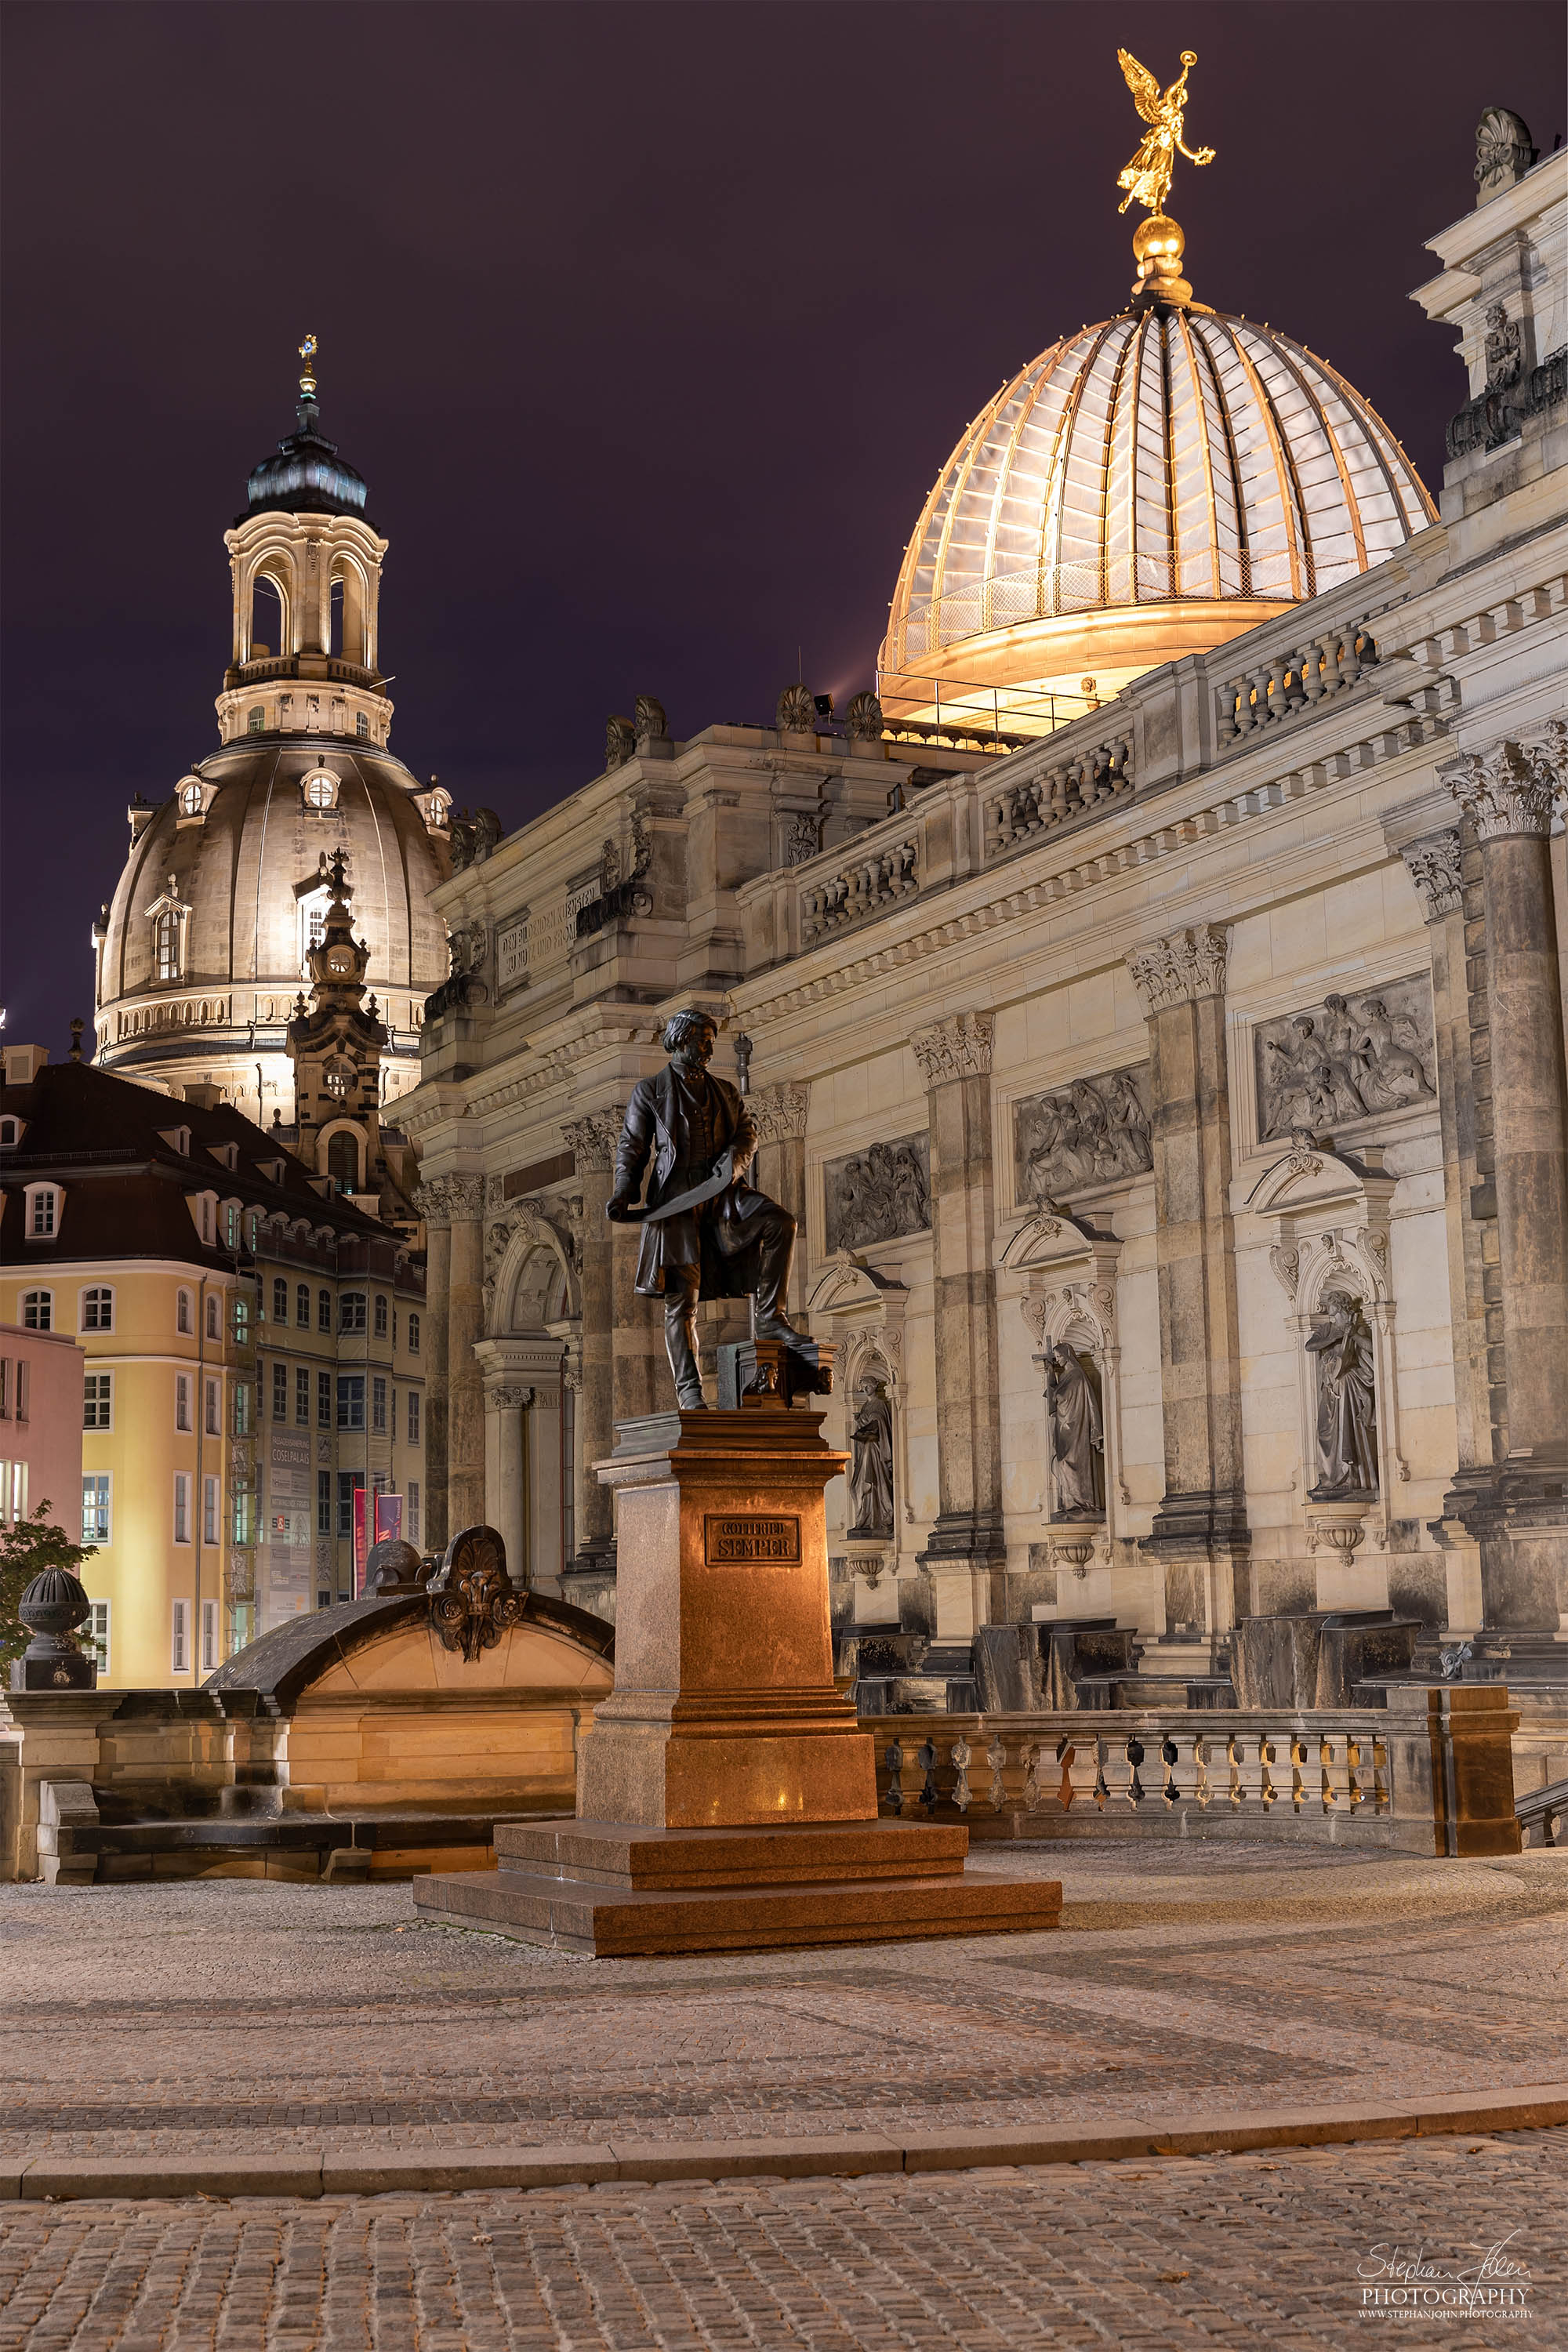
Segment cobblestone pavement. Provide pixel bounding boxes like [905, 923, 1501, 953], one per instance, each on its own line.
[1, 1845, 1564, 2164]
[2, 2135, 1563, 2350]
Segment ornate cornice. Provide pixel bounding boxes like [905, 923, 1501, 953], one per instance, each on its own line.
[413, 1173, 485, 1226]
[563, 1109, 624, 1171]
[1443, 722, 1567, 842]
[747, 1081, 810, 1143]
[911, 1011, 994, 1086]
[1399, 829, 1463, 923]
[1125, 923, 1229, 1013]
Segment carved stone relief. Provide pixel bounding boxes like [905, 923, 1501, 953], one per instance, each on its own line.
[1254, 975, 1435, 1140]
[1014, 1065, 1151, 1203]
[822, 1134, 931, 1254]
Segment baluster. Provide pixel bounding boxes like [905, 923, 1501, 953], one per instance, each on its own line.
[800, 886, 822, 942]
[1248, 664, 1273, 725]
[1321, 1732, 1352, 1817]
[1258, 1733, 1279, 1813]
[1047, 768, 1069, 823]
[1338, 626, 1365, 688]
[985, 1733, 1008, 1812]
[1345, 1727, 1374, 1813]
[1123, 1734, 1146, 1809]
[1192, 1732, 1214, 1810]
[1026, 779, 1047, 830]
[1217, 683, 1241, 743]
[1231, 677, 1256, 735]
[884, 1737, 904, 1816]
[1283, 651, 1309, 710]
[916, 1736, 939, 1813]
[1158, 1732, 1180, 1807]
[1266, 661, 1291, 723]
[1110, 736, 1133, 792]
[1021, 1740, 1042, 1813]
[1091, 750, 1114, 803]
[949, 1737, 972, 1813]
[898, 841, 918, 893]
[1319, 628, 1348, 694]
[1299, 641, 1327, 703]
[1370, 1731, 1391, 1815]
[1288, 1734, 1309, 1813]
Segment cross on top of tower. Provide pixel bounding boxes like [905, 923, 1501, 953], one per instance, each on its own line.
[298, 332, 318, 401]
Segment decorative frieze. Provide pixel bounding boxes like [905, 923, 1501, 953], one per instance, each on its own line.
[413, 1172, 485, 1228]
[1014, 1065, 1152, 1203]
[1254, 976, 1436, 1140]
[823, 1134, 931, 1253]
[911, 1011, 994, 1086]
[562, 1110, 623, 1172]
[1443, 725, 1567, 840]
[495, 911, 531, 994]
[1399, 831, 1463, 923]
[747, 1081, 810, 1145]
[1125, 923, 1229, 1013]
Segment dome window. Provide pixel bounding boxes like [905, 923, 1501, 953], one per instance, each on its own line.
[356, 711, 370, 740]
[155, 912, 180, 982]
[303, 766, 340, 813]
[247, 707, 265, 735]
[177, 780, 205, 819]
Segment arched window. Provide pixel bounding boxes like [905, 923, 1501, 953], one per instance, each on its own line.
[318, 1287, 331, 1332]
[155, 910, 180, 983]
[272, 1277, 289, 1321]
[80, 1287, 114, 1332]
[328, 1131, 359, 1190]
[303, 768, 339, 812]
[408, 1312, 420, 1355]
[22, 1290, 52, 1332]
[356, 711, 369, 739]
[374, 1294, 388, 1338]
[247, 707, 265, 735]
[296, 1283, 310, 1327]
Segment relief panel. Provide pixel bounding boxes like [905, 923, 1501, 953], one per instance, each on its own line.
[822, 1134, 931, 1253]
[1253, 975, 1436, 1141]
[1013, 1064, 1152, 1205]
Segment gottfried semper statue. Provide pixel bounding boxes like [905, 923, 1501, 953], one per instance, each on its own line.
[607, 1011, 800, 1409]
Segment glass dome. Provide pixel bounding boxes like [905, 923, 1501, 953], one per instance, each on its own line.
[880, 308, 1436, 718]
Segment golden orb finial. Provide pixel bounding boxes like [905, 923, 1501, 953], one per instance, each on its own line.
[1115, 48, 1214, 310]
[298, 332, 319, 401]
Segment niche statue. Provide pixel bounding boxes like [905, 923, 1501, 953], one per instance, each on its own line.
[607, 1011, 800, 1410]
[1044, 1344, 1105, 1519]
[1305, 1292, 1379, 1497]
[848, 1382, 895, 1537]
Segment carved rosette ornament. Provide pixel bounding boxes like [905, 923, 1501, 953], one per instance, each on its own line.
[776, 683, 818, 733]
[426, 1525, 524, 1661]
[1444, 728, 1568, 842]
[563, 1109, 625, 1172]
[911, 1010, 994, 1087]
[747, 1081, 811, 1144]
[1399, 830, 1463, 923]
[1125, 922, 1229, 1012]
[413, 1172, 485, 1228]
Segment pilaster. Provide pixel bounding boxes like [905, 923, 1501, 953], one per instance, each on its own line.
[417, 1173, 485, 1540]
[562, 1110, 625, 1586]
[749, 1082, 810, 1315]
[411, 1183, 455, 1552]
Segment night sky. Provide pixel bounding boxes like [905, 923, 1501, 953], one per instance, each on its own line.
[3, 1, 1563, 1058]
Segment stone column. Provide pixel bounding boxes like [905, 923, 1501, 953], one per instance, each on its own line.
[1125, 924, 1249, 1662]
[443, 1174, 487, 1537]
[562, 1111, 623, 1576]
[528, 1381, 564, 1595]
[412, 1183, 454, 1554]
[749, 1082, 811, 1315]
[483, 1381, 530, 1585]
[1443, 729, 1568, 1628]
[910, 1011, 1006, 1638]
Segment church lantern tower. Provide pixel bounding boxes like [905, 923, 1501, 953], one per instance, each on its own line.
[285, 848, 388, 1199]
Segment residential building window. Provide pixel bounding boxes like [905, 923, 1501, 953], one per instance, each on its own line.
[1, 1463, 27, 1523]
[232, 1487, 254, 1544]
[272, 1277, 289, 1321]
[372, 1376, 388, 1433]
[82, 1475, 111, 1545]
[272, 1363, 289, 1421]
[391, 1309, 398, 1349]
[28, 1188, 57, 1238]
[21, 1291, 51, 1332]
[173, 1472, 191, 1544]
[374, 1294, 389, 1338]
[233, 1383, 251, 1436]
[340, 1292, 367, 1335]
[176, 1288, 194, 1334]
[337, 1375, 365, 1431]
[318, 1370, 332, 1428]
[408, 1389, 420, 1446]
[318, 1470, 332, 1535]
[336, 1470, 364, 1539]
[205, 1294, 221, 1341]
[0, 1116, 18, 1147]
[205, 1377, 222, 1436]
[296, 1366, 310, 1425]
[408, 1312, 420, 1355]
[201, 1598, 220, 1675]
[296, 1283, 310, 1328]
[231, 1294, 249, 1344]
[80, 1286, 114, 1331]
[318, 1288, 332, 1333]
[408, 1481, 420, 1546]
[172, 1599, 191, 1675]
[204, 1475, 219, 1545]
[84, 1373, 112, 1432]
[0, 1360, 9, 1418]
[85, 1601, 110, 1677]
[13, 1363, 27, 1422]
[176, 1374, 192, 1432]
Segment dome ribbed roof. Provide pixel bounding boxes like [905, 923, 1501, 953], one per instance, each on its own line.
[241, 396, 370, 526]
[881, 310, 1435, 677]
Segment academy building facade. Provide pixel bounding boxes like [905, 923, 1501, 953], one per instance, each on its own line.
[403, 114, 1568, 1676]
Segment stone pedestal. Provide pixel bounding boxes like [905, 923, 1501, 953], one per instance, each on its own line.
[416, 1405, 1061, 1955]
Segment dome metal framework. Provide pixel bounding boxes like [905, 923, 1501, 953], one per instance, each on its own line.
[880, 309, 1436, 687]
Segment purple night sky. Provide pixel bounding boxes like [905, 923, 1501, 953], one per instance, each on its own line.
[2, 2, 1563, 1056]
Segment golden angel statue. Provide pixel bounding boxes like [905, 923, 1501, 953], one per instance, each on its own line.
[1116, 48, 1214, 216]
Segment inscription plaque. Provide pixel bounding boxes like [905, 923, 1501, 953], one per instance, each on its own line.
[704, 1513, 801, 1565]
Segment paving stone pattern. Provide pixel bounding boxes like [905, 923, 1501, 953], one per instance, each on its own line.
[1, 1846, 1564, 2165]
[2, 2136, 1563, 2350]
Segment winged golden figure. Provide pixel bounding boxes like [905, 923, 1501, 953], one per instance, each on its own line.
[1116, 47, 1214, 216]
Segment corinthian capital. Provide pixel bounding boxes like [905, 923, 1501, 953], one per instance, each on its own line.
[1444, 726, 1567, 841]
[413, 1172, 485, 1226]
[747, 1080, 811, 1143]
[1399, 829, 1463, 923]
[563, 1109, 624, 1171]
[1125, 923, 1230, 1013]
[911, 1011, 994, 1087]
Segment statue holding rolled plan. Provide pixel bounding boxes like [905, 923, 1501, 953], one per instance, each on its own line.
[607, 1010, 802, 1409]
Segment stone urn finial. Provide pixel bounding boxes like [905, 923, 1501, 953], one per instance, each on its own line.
[11, 1568, 97, 1692]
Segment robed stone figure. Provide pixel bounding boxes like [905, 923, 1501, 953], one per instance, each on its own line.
[1306, 1292, 1379, 1496]
[607, 1011, 799, 1409]
[1044, 1343, 1105, 1519]
[848, 1385, 895, 1536]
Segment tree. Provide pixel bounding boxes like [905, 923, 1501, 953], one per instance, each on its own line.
[0, 1501, 93, 1675]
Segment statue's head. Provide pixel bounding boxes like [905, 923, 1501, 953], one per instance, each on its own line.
[1325, 993, 1348, 1014]
[1362, 997, 1386, 1018]
[662, 1009, 717, 1072]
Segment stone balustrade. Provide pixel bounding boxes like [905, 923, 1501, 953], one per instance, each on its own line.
[799, 835, 919, 946]
[981, 735, 1134, 862]
[1214, 622, 1379, 748]
[873, 1690, 1521, 1856]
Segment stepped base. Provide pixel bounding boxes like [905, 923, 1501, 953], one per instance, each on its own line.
[414, 1818, 1062, 1956]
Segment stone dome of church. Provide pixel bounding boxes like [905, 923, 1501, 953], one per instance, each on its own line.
[880, 305, 1436, 717]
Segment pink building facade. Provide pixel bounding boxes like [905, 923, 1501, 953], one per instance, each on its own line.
[0, 1323, 85, 1541]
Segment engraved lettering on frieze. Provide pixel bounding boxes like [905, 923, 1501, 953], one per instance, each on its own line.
[704, 1513, 801, 1564]
[823, 1133, 930, 1253]
[495, 912, 531, 994]
[1014, 1065, 1151, 1203]
[1254, 976, 1435, 1141]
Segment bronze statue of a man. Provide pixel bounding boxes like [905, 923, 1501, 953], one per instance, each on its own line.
[607, 1011, 799, 1408]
